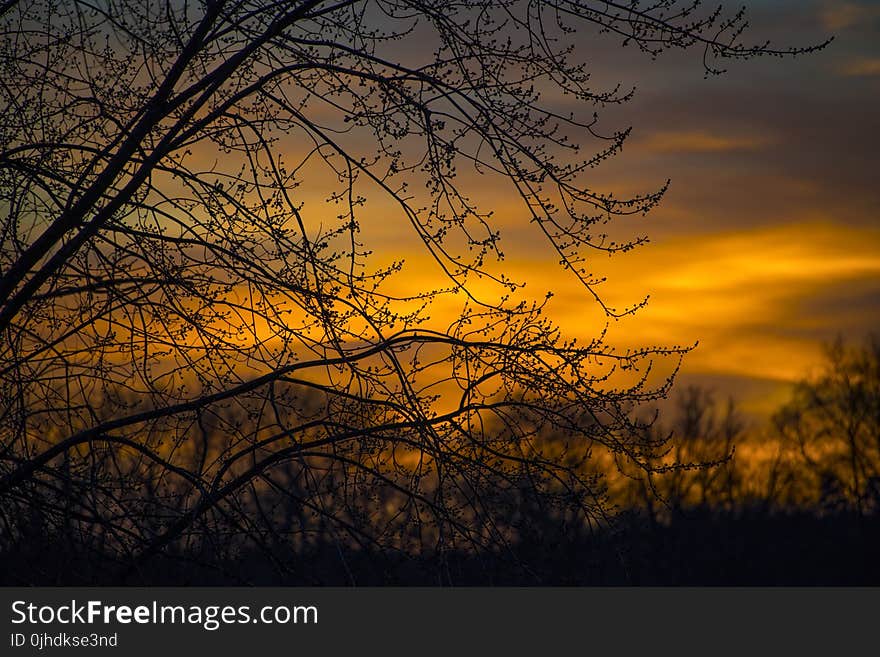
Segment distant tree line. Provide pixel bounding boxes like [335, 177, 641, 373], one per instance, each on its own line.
[2, 335, 877, 584]
[619, 335, 880, 520]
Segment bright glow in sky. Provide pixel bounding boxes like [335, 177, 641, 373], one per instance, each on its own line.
[356, 0, 880, 417]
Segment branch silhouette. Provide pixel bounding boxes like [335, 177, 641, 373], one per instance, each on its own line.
[0, 0, 827, 582]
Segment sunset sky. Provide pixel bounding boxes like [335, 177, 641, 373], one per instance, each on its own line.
[586, 0, 880, 416]
[369, 0, 880, 418]
[123, 0, 880, 420]
[4, 0, 879, 590]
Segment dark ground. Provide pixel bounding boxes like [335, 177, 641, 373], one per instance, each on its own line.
[3, 507, 877, 586]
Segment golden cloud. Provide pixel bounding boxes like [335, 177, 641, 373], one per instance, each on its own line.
[637, 130, 768, 154]
[377, 220, 880, 395]
[819, 2, 880, 30]
[569, 222, 880, 382]
[838, 57, 880, 77]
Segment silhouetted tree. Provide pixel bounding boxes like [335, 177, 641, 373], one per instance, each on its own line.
[618, 386, 743, 521]
[0, 0, 825, 582]
[774, 335, 880, 517]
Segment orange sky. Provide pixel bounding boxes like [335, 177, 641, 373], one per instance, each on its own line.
[337, 1, 880, 418]
[172, 1, 880, 420]
[582, 1, 880, 416]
